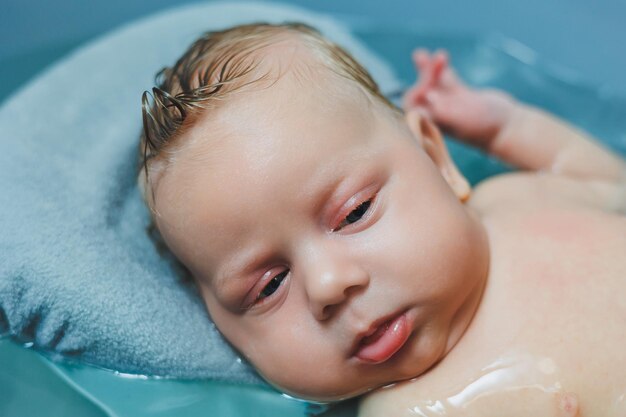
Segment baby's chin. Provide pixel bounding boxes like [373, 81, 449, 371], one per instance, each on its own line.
[266, 365, 430, 403]
[282, 388, 372, 404]
[264, 332, 457, 402]
[276, 377, 415, 404]
[264, 374, 377, 403]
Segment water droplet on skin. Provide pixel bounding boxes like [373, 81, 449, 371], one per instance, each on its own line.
[406, 353, 565, 416]
[538, 357, 556, 375]
[363, 352, 626, 416]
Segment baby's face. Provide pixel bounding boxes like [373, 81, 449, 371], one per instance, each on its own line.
[154, 72, 489, 401]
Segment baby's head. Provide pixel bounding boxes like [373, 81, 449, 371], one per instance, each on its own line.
[139, 23, 489, 401]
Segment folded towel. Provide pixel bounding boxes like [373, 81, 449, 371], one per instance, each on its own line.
[0, 1, 400, 382]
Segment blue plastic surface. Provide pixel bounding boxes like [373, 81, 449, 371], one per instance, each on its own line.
[0, 338, 314, 417]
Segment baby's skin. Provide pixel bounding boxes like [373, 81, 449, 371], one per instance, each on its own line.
[150, 37, 626, 413]
[358, 51, 626, 416]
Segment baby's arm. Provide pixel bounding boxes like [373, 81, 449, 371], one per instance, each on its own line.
[403, 50, 626, 183]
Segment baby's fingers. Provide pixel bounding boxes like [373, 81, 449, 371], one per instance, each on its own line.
[412, 49, 449, 89]
[404, 48, 451, 111]
[429, 51, 449, 89]
[408, 50, 434, 103]
[412, 49, 433, 73]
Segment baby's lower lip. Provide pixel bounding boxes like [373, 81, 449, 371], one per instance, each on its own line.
[355, 312, 411, 364]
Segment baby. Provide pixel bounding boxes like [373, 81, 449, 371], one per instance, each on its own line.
[138, 23, 626, 416]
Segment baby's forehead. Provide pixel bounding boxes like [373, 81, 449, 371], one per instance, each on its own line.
[258, 39, 374, 107]
[152, 35, 400, 236]
[154, 71, 391, 237]
[177, 55, 377, 160]
[181, 72, 375, 173]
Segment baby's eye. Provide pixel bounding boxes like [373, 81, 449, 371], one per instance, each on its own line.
[334, 199, 372, 231]
[257, 270, 289, 301]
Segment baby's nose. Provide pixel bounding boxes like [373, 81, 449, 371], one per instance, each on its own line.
[302, 249, 370, 321]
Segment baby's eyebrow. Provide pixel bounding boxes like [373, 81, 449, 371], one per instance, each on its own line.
[215, 246, 267, 291]
[214, 173, 350, 292]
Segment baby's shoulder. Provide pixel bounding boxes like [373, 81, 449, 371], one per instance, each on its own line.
[468, 171, 624, 217]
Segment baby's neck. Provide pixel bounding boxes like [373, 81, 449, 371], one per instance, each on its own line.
[444, 267, 489, 356]
[443, 207, 491, 358]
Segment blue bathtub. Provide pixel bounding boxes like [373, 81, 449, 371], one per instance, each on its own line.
[1, 18, 625, 417]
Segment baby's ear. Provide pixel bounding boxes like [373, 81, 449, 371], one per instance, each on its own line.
[405, 109, 471, 202]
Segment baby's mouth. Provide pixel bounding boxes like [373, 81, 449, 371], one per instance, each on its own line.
[353, 311, 411, 364]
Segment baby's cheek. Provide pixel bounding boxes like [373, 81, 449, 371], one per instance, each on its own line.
[374, 192, 459, 288]
[246, 315, 349, 399]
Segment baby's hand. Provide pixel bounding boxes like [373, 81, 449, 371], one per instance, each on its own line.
[403, 49, 515, 150]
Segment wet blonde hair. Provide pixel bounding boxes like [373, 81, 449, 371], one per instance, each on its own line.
[139, 22, 398, 208]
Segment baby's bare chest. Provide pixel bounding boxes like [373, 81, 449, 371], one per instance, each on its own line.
[476, 208, 626, 414]
[359, 208, 626, 417]
[487, 206, 626, 332]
